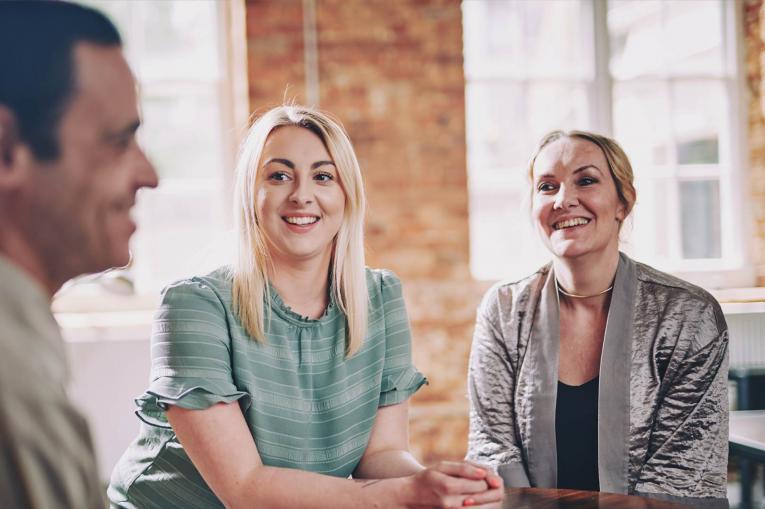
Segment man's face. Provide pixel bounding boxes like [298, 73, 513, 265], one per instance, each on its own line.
[20, 42, 158, 282]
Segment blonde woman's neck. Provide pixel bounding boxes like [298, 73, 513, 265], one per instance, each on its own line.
[268, 254, 332, 320]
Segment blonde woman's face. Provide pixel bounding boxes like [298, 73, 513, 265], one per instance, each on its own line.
[531, 137, 624, 261]
[256, 126, 346, 267]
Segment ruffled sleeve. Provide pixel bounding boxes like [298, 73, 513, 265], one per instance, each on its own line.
[377, 270, 427, 407]
[135, 278, 251, 429]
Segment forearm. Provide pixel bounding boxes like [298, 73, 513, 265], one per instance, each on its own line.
[354, 449, 425, 479]
[225, 465, 409, 509]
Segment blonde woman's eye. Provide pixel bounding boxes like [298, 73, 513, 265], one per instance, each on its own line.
[579, 177, 597, 186]
[267, 171, 289, 181]
[315, 172, 334, 182]
[537, 182, 556, 192]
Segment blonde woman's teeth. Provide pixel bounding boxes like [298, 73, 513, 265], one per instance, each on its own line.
[284, 216, 318, 225]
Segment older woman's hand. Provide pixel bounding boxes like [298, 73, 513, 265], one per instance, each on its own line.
[399, 461, 504, 508]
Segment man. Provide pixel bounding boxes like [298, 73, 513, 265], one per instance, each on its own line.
[0, 2, 158, 507]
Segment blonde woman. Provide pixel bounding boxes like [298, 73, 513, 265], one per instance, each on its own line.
[108, 105, 503, 509]
[467, 130, 728, 508]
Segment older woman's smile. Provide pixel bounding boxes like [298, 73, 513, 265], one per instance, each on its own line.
[552, 217, 591, 230]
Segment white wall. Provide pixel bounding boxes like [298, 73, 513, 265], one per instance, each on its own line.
[62, 321, 152, 482]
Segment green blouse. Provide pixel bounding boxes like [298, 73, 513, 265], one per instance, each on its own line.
[108, 267, 426, 509]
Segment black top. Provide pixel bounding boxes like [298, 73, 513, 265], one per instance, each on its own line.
[555, 377, 600, 491]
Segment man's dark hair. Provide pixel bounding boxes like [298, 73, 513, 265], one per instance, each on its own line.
[0, 1, 122, 161]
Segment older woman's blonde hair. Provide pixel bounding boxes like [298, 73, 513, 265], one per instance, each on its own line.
[527, 130, 637, 219]
[232, 105, 367, 356]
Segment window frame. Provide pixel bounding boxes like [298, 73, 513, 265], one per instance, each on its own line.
[464, 0, 755, 288]
[57, 0, 250, 305]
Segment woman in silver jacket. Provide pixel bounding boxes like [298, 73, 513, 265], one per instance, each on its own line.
[466, 130, 729, 508]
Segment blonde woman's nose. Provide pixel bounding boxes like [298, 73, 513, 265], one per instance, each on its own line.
[289, 177, 314, 205]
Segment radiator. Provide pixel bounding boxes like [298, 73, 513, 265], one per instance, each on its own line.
[724, 305, 765, 368]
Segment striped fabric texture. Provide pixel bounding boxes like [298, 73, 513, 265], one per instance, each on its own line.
[107, 267, 426, 509]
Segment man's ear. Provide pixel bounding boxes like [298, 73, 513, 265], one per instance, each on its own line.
[0, 105, 29, 190]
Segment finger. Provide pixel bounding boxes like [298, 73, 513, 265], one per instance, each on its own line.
[460, 487, 505, 505]
[484, 472, 503, 490]
[420, 469, 489, 497]
[469, 503, 503, 509]
[463, 497, 500, 508]
[439, 476, 490, 495]
[435, 461, 488, 480]
[462, 461, 503, 488]
[441, 494, 471, 509]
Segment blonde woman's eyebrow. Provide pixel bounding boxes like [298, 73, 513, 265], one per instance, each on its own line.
[263, 157, 294, 168]
[311, 160, 335, 169]
[262, 158, 335, 170]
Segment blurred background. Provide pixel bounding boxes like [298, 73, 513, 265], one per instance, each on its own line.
[52, 0, 765, 506]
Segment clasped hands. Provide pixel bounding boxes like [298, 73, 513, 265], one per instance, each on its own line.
[402, 461, 504, 508]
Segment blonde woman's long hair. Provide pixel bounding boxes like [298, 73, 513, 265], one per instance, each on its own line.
[232, 105, 368, 356]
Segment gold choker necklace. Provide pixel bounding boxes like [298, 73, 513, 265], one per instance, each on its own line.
[556, 280, 613, 299]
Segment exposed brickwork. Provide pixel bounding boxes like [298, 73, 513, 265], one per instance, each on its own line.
[245, 0, 306, 114]
[245, 0, 476, 463]
[744, 0, 765, 285]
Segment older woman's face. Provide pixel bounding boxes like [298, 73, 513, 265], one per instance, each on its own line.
[531, 137, 625, 261]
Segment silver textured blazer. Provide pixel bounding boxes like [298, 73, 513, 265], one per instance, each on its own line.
[466, 253, 729, 508]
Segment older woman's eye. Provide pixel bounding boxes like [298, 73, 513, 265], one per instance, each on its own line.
[578, 177, 598, 186]
[537, 182, 557, 192]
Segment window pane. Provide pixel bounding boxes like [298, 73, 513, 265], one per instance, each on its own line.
[132, 182, 228, 292]
[132, 0, 222, 83]
[466, 81, 590, 171]
[672, 81, 723, 165]
[140, 86, 224, 179]
[612, 81, 671, 167]
[468, 170, 548, 281]
[526, 83, 590, 138]
[465, 82, 527, 170]
[664, 1, 723, 76]
[523, 1, 593, 79]
[463, 0, 593, 79]
[680, 180, 721, 259]
[608, 0, 663, 79]
[608, 0, 723, 79]
[627, 176, 674, 260]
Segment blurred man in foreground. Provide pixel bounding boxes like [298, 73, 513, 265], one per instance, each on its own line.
[0, 2, 157, 506]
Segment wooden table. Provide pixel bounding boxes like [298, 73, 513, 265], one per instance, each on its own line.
[730, 410, 765, 507]
[502, 488, 694, 508]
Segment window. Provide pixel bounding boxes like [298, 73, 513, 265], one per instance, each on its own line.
[71, 0, 248, 296]
[463, 0, 752, 287]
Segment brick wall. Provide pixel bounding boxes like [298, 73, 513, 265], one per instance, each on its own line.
[744, 0, 765, 285]
[245, 0, 477, 463]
